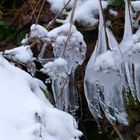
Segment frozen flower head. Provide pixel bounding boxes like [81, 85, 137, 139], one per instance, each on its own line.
[42, 58, 68, 80]
[30, 24, 48, 39]
[48, 23, 87, 73]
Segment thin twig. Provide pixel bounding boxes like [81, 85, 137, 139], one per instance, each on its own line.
[112, 124, 124, 140]
[54, 77, 69, 105]
[127, 0, 133, 32]
[61, 0, 78, 58]
[31, 0, 42, 21]
[99, 0, 110, 50]
[47, 0, 71, 30]
[36, 0, 46, 24]
[28, 0, 37, 21]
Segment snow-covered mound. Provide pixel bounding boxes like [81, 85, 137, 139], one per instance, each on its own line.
[48, 0, 108, 26]
[0, 55, 82, 140]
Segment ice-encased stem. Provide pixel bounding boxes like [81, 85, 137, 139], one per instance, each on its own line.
[122, 0, 132, 42]
[69, 68, 79, 116]
[52, 77, 69, 111]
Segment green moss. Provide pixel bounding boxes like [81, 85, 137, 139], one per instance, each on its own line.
[40, 87, 49, 98]
[0, 20, 15, 42]
[109, 0, 123, 7]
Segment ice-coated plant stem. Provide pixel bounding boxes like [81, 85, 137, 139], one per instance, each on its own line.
[69, 68, 79, 116]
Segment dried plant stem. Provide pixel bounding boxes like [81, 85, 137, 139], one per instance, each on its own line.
[36, 0, 46, 24]
[54, 77, 69, 106]
[127, 0, 132, 31]
[61, 0, 78, 58]
[31, 0, 42, 21]
[112, 124, 124, 140]
[28, 0, 37, 21]
[99, 0, 110, 50]
[47, 0, 71, 30]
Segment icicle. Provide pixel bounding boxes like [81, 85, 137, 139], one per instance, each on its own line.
[42, 58, 69, 111]
[84, 0, 109, 122]
[125, 29, 140, 101]
[48, 23, 86, 115]
[121, 0, 139, 100]
[84, 0, 128, 125]
[68, 69, 79, 116]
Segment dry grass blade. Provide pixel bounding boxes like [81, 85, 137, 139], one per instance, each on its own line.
[61, 0, 78, 58]
[112, 124, 124, 140]
[47, 0, 71, 30]
[31, 0, 42, 20]
[36, 0, 46, 24]
[54, 77, 69, 106]
[28, 0, 37, 21]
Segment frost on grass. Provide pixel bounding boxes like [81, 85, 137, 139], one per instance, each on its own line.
[48, 0, 108, 26]
[0, 55, 82, 140]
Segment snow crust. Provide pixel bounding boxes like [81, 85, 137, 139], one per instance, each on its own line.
[0, 55, 82, 140]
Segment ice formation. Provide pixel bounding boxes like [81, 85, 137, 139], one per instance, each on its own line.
[41, 58, 69, 111]
[47, 23, 87, 114]
[3, 22, 87, 115]
[0, 55, 82, 140]
[84, 0, 134, 125]
[48, 23, 86, 73]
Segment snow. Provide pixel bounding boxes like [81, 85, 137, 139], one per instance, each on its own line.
[109, 9, 118, 16]
[3, 23, 86, 116]
[4, 45, 34, 63]
[131, 1, 140, 12]
[42, 58, 68, 79]
[0, 55, 82, 140]
[48, 0, 108, 26]
[30, 24, 48, 39]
